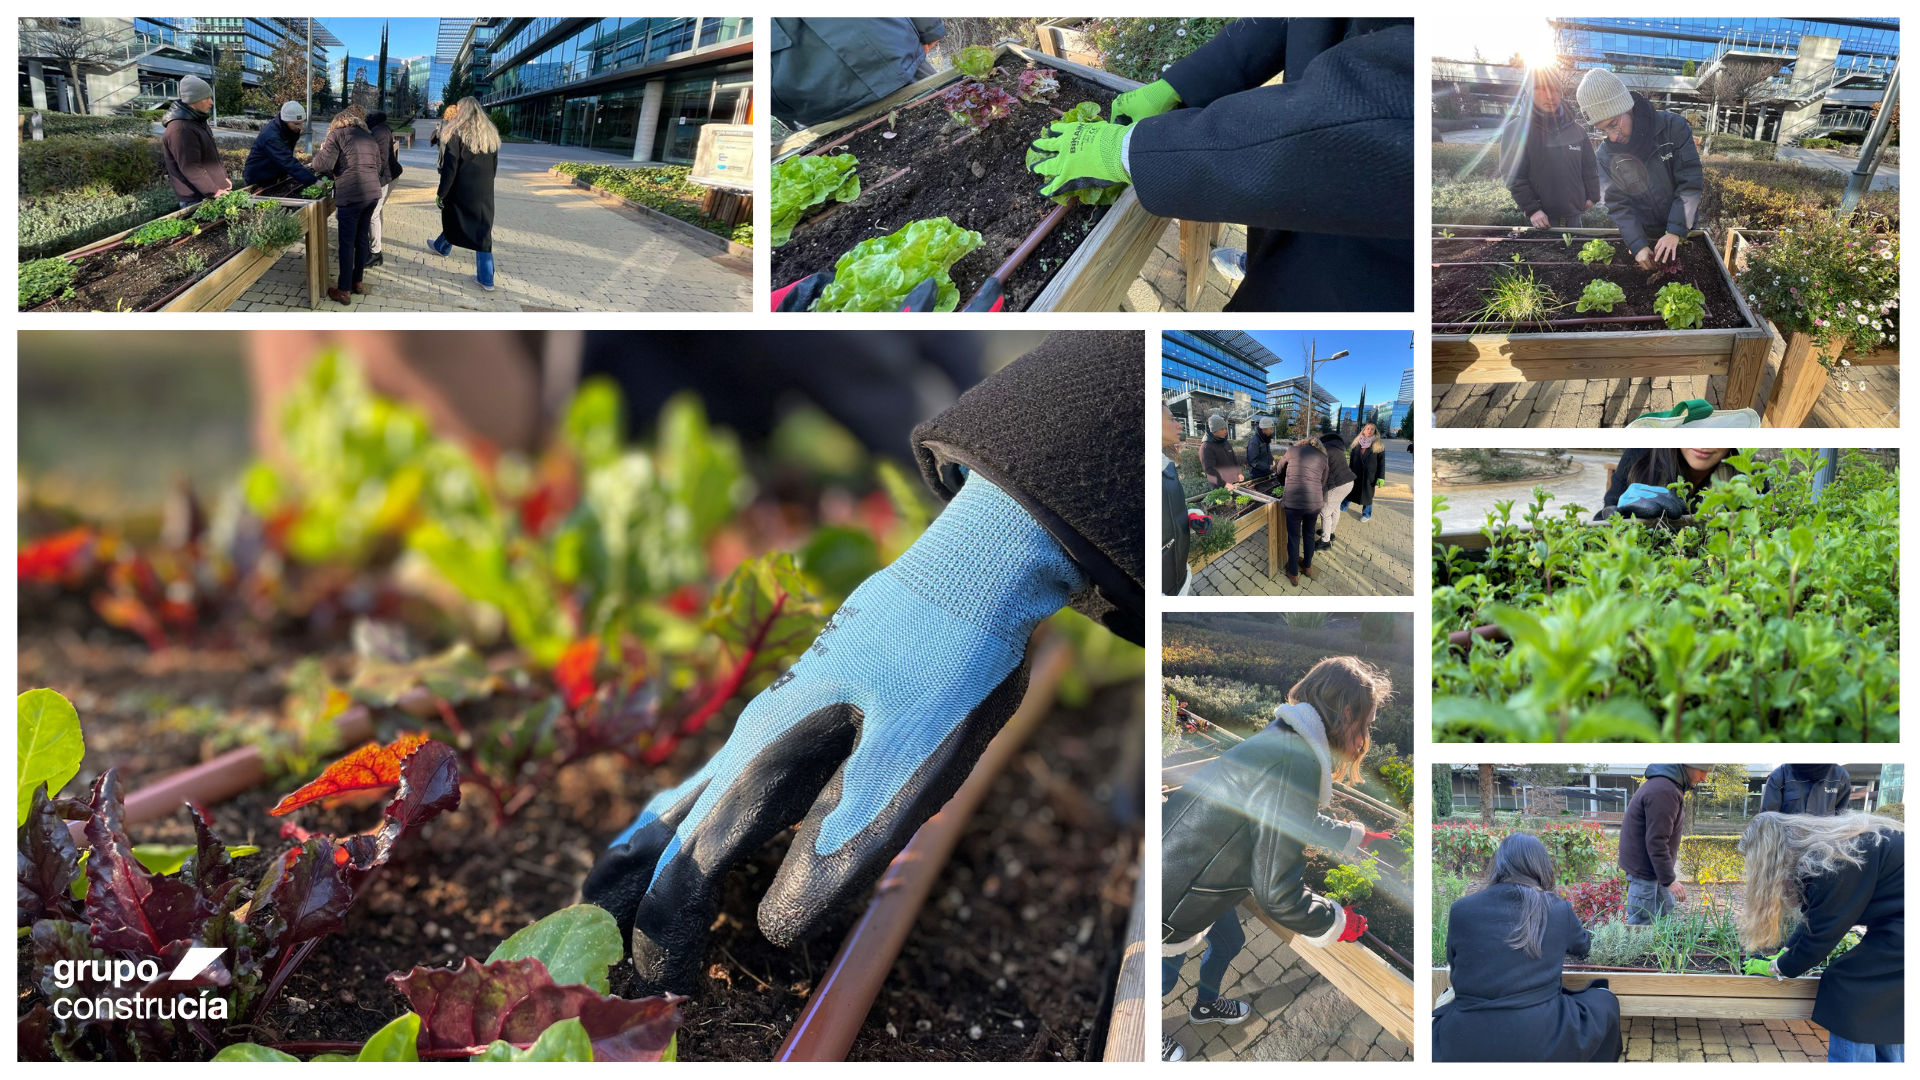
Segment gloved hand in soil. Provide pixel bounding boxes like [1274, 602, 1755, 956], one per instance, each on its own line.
[1026, 120, 1131, 199]
[583, 475, 1089, 995]
[1337, 908, 1368, 943]
[1743, 948, 1787, 977]
[1110, 79, 1182, 125]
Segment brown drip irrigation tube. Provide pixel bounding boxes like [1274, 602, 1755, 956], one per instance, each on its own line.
[960, 199, 1075, 311]
[142, 241, 250, 311]
[777, 634, 1075, 1061]
[1432, 315, 1665, 330]
[1446, 623, 1510, 651]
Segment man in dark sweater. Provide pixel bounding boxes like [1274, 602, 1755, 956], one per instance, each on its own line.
[1618, 763, 1709, 924]
[1244, 415, 1275, 481]
[1760, 764, 1852, 816]
[1499, 67, 1598, 228]
[1273, 439, 1330, 585]
[159, 75, 232, 208]
[1025, 18, 1412, 311]
[1577, 67, 1703, 271]
[1199, 413, 1243, 489]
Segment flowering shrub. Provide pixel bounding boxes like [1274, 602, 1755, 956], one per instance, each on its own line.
[1677, 835, 1745, 883]
[1435, 822, 1503, 874]
[1738, 212, 1898, 359]
[1085, 17, 1233, 84]
[1537, 822, 1606, 882]
[1560, 876, 1626, 927]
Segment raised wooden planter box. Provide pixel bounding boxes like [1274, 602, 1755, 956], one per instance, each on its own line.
[1037, 18, 1100, 68]
[774, 43, 1166, 312]
[1433, 225, 1777, 420]
[1256, 901, 1414, 1045]
[1432, 968, 1819, 1021]
[47, 197, 290, 312]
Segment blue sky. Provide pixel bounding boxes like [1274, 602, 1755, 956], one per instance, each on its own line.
[1249, 331, 1414, 407]
[324, 18, 439, 63]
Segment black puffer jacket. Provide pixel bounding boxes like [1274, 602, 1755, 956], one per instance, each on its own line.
[1433, 884, 1621, 1061]
[1162, 714, 1362, 942]
[366, 111, 404, 187]
[1162, 458, 1191, 595]
[1596, 94, 1703, 256]
[1321, 433, 1357, 489]
[1760, 764, 1852, 816]
[1780, 825, 1903, 1044]
[1349, 440, 1385, 508]
[311, 117, 386, 207]
[1499, 99, 1599, 224]
[1244, 430, 1274, 478]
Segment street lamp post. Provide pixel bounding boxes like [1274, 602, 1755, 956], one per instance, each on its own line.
[305, 18, 313, 155]
[1303, 342, 1349, 436]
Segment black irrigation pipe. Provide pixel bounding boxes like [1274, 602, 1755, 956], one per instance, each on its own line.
[1363, 932, 1413, 973]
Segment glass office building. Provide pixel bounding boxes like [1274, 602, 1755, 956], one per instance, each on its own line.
[21, 16, 334, 114]
[1553, 17, 1900, 77]
[1161, 331, 1278, 403]
[470, 17, 752, 163]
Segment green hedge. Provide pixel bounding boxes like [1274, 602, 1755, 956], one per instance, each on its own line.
[20, 109, 160, 137]
[20, 134, 164, 196]
[1705, 133, 1777, 161]
[552, 162, 746, 243]
[19, 183, 176, 259]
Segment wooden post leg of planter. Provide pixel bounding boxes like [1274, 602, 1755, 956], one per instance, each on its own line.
[1179, 220, 1221, 310]
[1266, 501, 1281, 579]
[304, 201, 329, 309]
[1766, 332, 1833, 429]
[1725, 331, 1771, 415]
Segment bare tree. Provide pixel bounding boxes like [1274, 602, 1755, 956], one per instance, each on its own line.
[1478, 763, 1497, 827]
[1697, 56, 1779, 150]
[21, 18, 126, 114]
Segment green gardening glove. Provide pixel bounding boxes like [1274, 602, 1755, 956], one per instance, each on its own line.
[1742, 949, 1786, 976]
[1111, 78, 1181, 125]
[1026, 120, 1130, 199]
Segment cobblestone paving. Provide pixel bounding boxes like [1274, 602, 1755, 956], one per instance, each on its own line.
[234, 144, 749, 312]
[1191, 482, 1414, 597]
[1620, 1015, 1830, 1063]
[1123, 220, 1247, 313]
[1163, 906, 1412, 1062]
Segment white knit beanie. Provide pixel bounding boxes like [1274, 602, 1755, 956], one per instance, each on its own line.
[280, 100, 307, 122]
[1576, 67, 1634, 126]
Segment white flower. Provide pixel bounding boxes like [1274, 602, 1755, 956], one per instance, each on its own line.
[1176, 28, 1187, 37]
[1162, 64, 1172, 71]
[1839, 382, 1851, 392]
[1841, 358, 1852, 367]
[1748, 294, 1756, 301]
[1858, 381, 1869, 391]
[1147, 23, 1155, 31]
[1802, 276, 1809, 282]
[1858, 314, 1869, 325]
[1852, 299, 1861, 307]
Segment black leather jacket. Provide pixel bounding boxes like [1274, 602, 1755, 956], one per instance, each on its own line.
[1162, 719, 1361, 942]
[1162, 457, 1190, 594]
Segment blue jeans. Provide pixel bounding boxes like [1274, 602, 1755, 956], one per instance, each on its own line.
[1162, 909, 1246, 1006]
[1827, 1034, 1903, 1062]
[335, 201, 374, 291]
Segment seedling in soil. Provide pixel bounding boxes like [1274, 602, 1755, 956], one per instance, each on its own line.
[939, 80, 1016, 131]
[1470, 266, 1563, 328]
[1576, 279, 1626, 313]
[1653, 281, 1706, 329]
[128, 218, 198, 247]
[19, 257, 77, 307]
[1016, 68, 1060, 103]
[1577, 238, 1614, 265]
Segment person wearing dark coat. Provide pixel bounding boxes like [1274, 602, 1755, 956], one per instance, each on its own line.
[1162, 658, 1393, 1058]
[1199, 414, 1243, 489]
[1433, 833, 1621, 1062]
[1619, 764, 1708, 924]
[1162, 404, 1208, 596]
[1317, 432, 1357, 550]
[1498, 68, 1599, 228]
[771, 19, 946, 129]
[1738, 812, 1903, 1060]
[242, 103, 318, 190]
[1341, 423, 1387, 521]
[1577, 68, 1703, 271]
[159, 76, 231, 208]
[364, 111, 404, 268]
[1243, 416, 1275, 481]
[1026, 18, 1413, 312]
[311, 106, 386, 306]
[1761, 765, 1853, 817]
[429, 98, 500, 291]
[1273, 440, 1329, 585]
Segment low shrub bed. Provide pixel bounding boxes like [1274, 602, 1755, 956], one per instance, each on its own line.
[19, 182, 176, 260]
[552, 162, 748, 244]
[18, 108, 160, 137]
[19, 134, 163, 196]
[1704, 133, 1777, 160]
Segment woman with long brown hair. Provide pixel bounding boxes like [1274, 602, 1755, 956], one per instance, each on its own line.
[1598, 447, 1744, 520]
[1160, 656, 1397, 1060]
[428, 96, 500, 291]
[1739, 811, 1904, 1062]
[310, 105, 385, 305]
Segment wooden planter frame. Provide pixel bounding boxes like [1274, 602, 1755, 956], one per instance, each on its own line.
[1036, 18, 1100, 68]
[1433, 225, 1776, 417]
[45, 196, 304, 312]
[774, 43, 1166, 312]
[1256, 901, 1415, 1045]
[1432, 968, 1819, 1021]
[244, 183, 334, 309]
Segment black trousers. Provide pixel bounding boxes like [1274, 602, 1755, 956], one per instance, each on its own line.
[1284, 506, 1319, 577]
[335, 201, 374, 291]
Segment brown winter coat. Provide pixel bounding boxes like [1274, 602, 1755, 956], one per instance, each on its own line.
[311, 113, 387, 208]
[159, 101, 230, 201]
[1200, 432, 1243, 488]
[1617, 765, 1689, 886]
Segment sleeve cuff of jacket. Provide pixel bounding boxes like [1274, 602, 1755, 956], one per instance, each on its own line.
[1339, 822, 1364, 857]
[1301, 902, 1345, 948]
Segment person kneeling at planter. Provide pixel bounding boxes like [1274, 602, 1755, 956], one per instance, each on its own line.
[1024, 18, 1414, 312]
[1739, 811, 1904, 1062]
[1160, 657, 1396, 1059]
[1576, 67, 1703, 271]
[1433, 833, 1621, 1062]
[243, 101, 319, 191]
[311, 106, 386, 306]
[430, 97, 500, 292]
[1596, 448, 1742, 521]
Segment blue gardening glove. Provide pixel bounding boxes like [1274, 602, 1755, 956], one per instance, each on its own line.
[1614, 483, 1689, 520]
[583, 476, 1087, 994]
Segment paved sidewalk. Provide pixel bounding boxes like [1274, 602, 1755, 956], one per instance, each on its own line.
[1123, 220, 1248, 313]
[1191, 482, 1414, 596]
[1163, 906, 1412, 1062]
[1621, 1015, 1830, 1062]
[234, 143, 750, 312]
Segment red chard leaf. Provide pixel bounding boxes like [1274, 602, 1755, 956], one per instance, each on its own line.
[263, 838, 352, 947]
[83, 771, 211, 956]
[390, 956, 682, 1061]
[18, 785, 83, 925]
[270, 733, 430, 816]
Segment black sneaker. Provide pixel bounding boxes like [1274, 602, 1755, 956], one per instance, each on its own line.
[1163, 1035, 1188, 1061]
[368, 253, 385, 267]
[1315, 539, 1332, 552]
[1188, 998, 1250, 1025]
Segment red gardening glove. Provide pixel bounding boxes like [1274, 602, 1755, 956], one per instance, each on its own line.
[1186, 509, 1212, 536]
[1338, 908, 1367, 943]
[1362, 829, 1394, 849]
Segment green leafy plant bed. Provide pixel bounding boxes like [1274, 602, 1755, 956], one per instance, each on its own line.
[1433, 450, 1899, 742]
[771, 59, 1119, 312]
[550, 162, 744, 243]
[21, 194, 305, 312]
[1433, 228, 1753, 332]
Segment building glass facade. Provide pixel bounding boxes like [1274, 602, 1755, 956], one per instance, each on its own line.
[1161, 331, 1273, 402]
[1553, 18, 1900, 77]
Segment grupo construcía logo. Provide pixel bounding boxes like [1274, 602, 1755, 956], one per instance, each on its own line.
[47, 947, 230, 1021]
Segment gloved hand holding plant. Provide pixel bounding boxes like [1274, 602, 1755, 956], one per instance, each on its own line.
[1742, 948, 1786, 977]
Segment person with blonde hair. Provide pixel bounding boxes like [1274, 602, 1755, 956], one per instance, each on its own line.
[1739, 810, 1903, 1062]
[428, 95, 500, 290]
[1160, 655, 1398, 1059]
[310, 104, 386, 305]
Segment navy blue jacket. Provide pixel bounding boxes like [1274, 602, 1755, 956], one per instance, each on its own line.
[1761, 765, 1852, 816]
[1129, 19, 1413, 312]
[243, 117, 318, 188]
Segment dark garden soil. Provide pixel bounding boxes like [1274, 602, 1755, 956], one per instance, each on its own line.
[772, 64, 1118, 312]
[36, 225, 241, 312]
[17, 625, 1141, 1062]
[1302, 788, 1413, 973]
[1432, 232, 1750, 332]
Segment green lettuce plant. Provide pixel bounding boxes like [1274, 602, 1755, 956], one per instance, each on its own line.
[815, 217, 983, 312]
[1577, 238, 1615, 265]
[1653, 282, 1707, 329]
[770, 153, 861, 247]
[1576, 279, 1626, 313]
[953, 45, 998, 80]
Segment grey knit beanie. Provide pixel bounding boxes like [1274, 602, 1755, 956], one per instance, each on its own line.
[178, 75, 214, 104]
[1207, 412, 1227, 433]
[1576, 67, 1633, 125]
[280, 100, 307, 122]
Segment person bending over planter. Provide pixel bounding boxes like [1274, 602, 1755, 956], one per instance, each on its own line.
[1762, 764, 1854, 816]
[1619, 763, 1709, 924]
[1200, 412, 1243, 489]
[242, 101, 318, 191]
[1160, 657, 1396, 1061]
[1244, 415, 1276, 483]
[1273, 437, 1329, 586]
[1576, 67, 1703, 272]
[1739, 811, 1905, 1062]
[1163, 403, 1210, 596]
[311, 106, 386, 307]
[1498, 66, 1598, 229]
[429, 96, 499, 291]
[1433, 833, 1621, 1062]
[160, 75, 232, 210]
[582, 331, 1145, 997]
[1341, 423, 1387, 523]
[1316, 430, 1356, 553]
[1596, 447, 1741, 521]
[1024, 18, 1414, 312]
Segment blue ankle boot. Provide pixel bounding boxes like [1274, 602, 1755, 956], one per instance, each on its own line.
[428, 234, 451, 257]
[476, 251, 495, 291]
